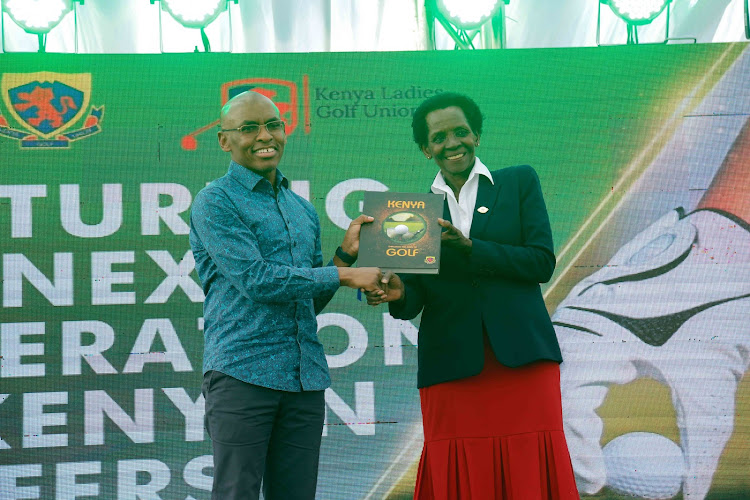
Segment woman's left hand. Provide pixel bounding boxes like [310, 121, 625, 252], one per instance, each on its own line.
[438, 218, 472, 254]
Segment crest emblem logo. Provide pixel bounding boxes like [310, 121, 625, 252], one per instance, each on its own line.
[1, 72, 104, 148]
[182, 77, 310, 150]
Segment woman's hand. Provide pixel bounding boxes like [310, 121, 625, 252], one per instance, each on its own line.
[365, 272, 404, 306]
[438, 218, 472, 254]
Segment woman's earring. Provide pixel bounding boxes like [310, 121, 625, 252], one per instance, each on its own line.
[476, 141, 480, 146]
[426, 155, 432, 160]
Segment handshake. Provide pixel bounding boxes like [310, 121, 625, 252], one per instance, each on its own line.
[336, 265, 392, 300]
[337, 214, 472, 305]
[334, 214, 404, 304]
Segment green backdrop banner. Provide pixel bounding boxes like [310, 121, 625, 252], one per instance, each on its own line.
[1, 43, 748, 499]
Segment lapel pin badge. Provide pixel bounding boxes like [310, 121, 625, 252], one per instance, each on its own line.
[477, 206, 489, 214]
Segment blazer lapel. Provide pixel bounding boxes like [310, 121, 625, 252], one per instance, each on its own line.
[470, 173, 503, 238]
[442, 198, 452, 223]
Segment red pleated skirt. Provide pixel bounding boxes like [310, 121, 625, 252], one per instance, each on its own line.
[414, 340, 580, 500]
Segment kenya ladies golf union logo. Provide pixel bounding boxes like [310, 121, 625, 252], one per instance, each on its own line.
[0, 72, 104, 148]
[181, 77, 308, 150]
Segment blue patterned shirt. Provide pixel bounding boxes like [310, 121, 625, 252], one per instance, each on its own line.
[190, 161, 340, 391]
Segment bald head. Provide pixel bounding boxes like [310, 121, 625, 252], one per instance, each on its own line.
[217, 90, 287, 182]
[220, 91, 279, 129]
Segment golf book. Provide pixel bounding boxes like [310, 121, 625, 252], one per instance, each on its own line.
[358, 191, 443, 274]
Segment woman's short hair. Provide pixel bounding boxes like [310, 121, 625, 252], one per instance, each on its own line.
[411, 92, 483, 147]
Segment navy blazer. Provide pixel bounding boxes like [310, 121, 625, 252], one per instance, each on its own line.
[389, 164, 563, 388]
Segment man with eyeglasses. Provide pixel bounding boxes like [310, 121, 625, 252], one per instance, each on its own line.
[189, 90, 386, 500]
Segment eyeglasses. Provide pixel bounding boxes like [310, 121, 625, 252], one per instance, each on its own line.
[219, 120, 286, 136]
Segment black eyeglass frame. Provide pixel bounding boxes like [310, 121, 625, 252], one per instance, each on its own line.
[219, 120, 286, 135]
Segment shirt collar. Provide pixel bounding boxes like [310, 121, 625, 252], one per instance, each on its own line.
[430, 157, 494, 193]
[228, 160, 289, 191]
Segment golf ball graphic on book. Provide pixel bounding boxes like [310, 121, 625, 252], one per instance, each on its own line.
[384, 212, 427, 244]
[393, 224, 409, 235]
[603, 432, 685, 499]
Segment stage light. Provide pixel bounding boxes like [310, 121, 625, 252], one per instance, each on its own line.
[598, 0, 672, 45]
[603, 0, 671, 26]
[160, 0, 226, 29]
[152, 0, 237, 52]
[427, 0, 509, 49]
[436, 0, 503, 30]
[2, 0, 72, 35]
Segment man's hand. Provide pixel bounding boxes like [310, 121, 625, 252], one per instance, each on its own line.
[338, 266, 385, 298]
[438, 218, 472, 253]
[336, 215, 375, 263]
[365, 272, 404, 306]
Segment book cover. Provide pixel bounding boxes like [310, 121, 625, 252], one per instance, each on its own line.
[359, 191, 444, 274]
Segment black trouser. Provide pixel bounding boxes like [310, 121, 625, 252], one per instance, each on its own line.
[202, 371, 325, 500]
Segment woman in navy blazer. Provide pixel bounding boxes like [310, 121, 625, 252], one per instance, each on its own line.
[368, 93, 579, 499]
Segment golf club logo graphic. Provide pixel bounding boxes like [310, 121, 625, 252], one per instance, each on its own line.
[181, 77, 309, 151]
[0, 72, 104, 149]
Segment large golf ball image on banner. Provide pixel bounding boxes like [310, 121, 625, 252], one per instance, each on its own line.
[383, 212, 427, 244]
[602, 432, 685, 499]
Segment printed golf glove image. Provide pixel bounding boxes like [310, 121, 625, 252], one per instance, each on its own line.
[553, 208, 750, 499]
